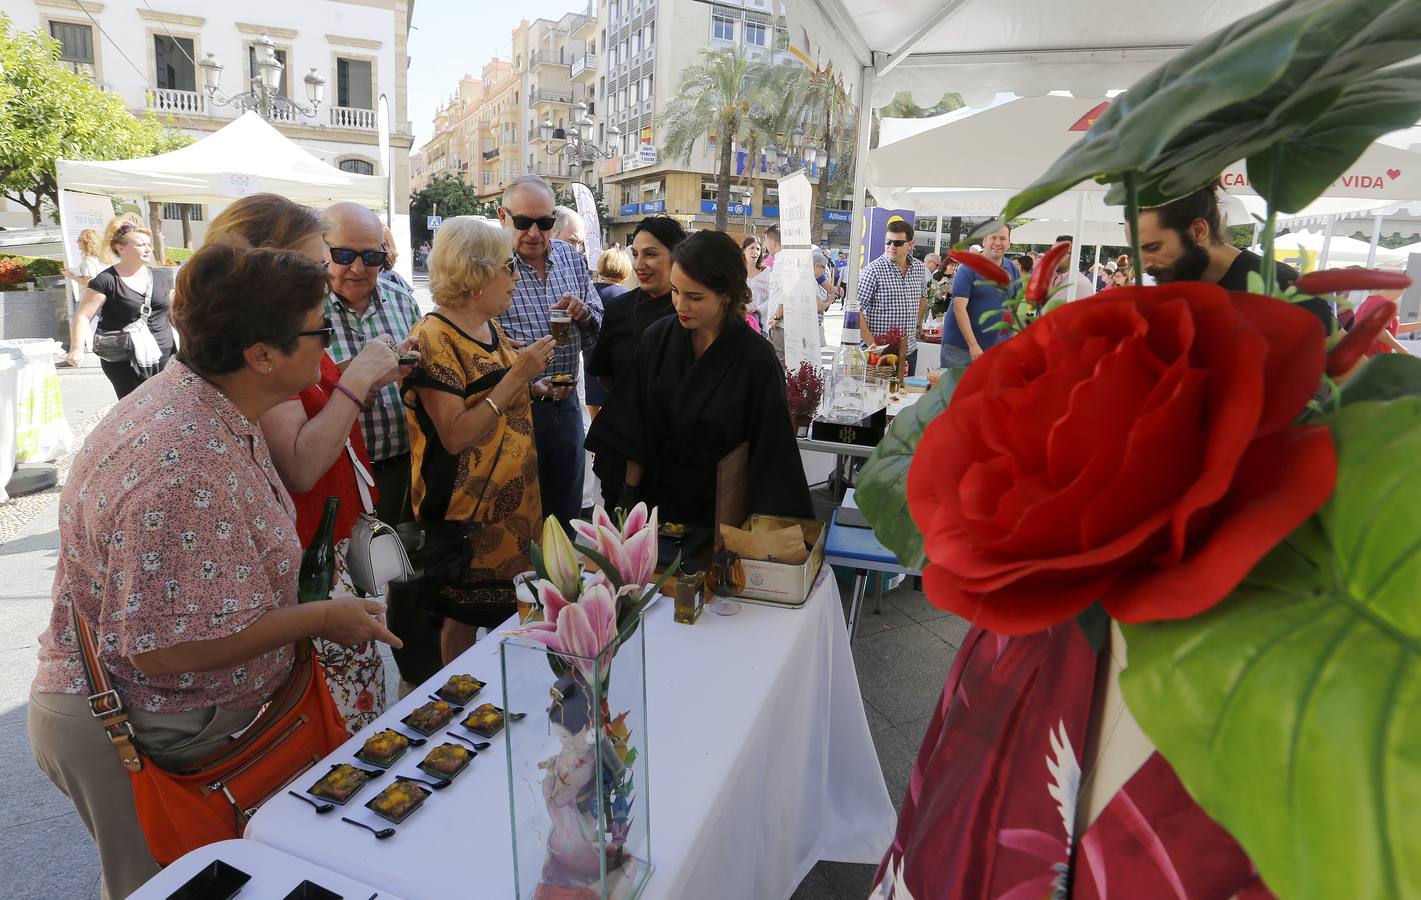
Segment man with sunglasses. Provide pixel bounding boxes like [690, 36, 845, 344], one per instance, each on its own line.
[857, 218, 930, 372]
[496, 176, 604, 528]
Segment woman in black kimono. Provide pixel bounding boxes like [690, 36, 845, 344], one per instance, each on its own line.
[586, 230, 813, 526]
[585, 216, 687, 508]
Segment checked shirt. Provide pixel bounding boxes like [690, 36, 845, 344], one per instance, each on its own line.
[497, 238, 603, 381]
[858, 253, 929, 354]
[326, 278, 422, 462]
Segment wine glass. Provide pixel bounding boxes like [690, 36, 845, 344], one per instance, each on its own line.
[707, 549, 743, 617]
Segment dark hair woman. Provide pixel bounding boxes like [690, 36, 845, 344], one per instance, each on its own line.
[586, 230, 812, 526]
[29, 242, 400, 900]
[585, 216, 688, 508]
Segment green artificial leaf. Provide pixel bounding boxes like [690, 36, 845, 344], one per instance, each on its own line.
[1120, 397, 1421, 899]
[855, 370, 963, 569]
[1246, 270, 1268, 295]
[573, 543, 627, 591]
[529, 540, 548, 584]
[1337, 353, 1421, 407]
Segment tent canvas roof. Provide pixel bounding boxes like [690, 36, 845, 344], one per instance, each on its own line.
[56, 112, 387, 208]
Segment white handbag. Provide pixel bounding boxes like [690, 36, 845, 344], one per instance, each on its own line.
[343, 441, 413, 597]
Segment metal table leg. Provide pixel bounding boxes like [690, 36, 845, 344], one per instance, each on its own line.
[846, 570, 868, 642]
[872, 572, 884, 615]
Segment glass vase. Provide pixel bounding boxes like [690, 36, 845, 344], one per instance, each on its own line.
[501, 612, 652, 900]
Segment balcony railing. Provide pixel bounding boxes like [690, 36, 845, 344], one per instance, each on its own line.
[528, 88, 574, 108]
[147, 88, 205, 116]
[529, 50, 570, 70]
[330, 106, 377, 129]
[571, 54, 597, 79]
[482, 148, 500, 160]
[529, 162, 570, 179]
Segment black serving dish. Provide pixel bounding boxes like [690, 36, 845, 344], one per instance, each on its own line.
[461, 703, 506, 738]
[280, 879, 343, 900]
[306, 762, 383, 806]
[400, 700, 457, 736]
[353, 729, 411, 769]
[166, 860, 251, 900]
[417, 742, 475, 781]
[363, 781, 431, 824]
[433, 674, 485, 705]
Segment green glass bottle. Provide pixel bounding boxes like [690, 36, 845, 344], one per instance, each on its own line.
[298, 496, 340, 604]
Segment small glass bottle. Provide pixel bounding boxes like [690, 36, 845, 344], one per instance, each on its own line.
[673, 570, 704, 625]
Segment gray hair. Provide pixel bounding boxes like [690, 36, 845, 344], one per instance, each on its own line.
[502, 174, 555, 207]
[553, 205, 579, 234]
[811, 250, 829, 268]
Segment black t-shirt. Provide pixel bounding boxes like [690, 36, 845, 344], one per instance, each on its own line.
[585, 287, 674, 388]
[88, 266, 175, 351]
[1216, 250, 1335, 335]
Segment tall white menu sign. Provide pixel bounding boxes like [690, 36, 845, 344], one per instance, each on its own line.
[774, 171, 820, 373]
[572, 182, 604, 270]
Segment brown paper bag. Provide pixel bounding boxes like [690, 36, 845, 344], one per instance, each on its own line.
[720, 522, 809, 565]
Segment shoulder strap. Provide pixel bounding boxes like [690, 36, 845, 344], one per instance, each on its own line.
[70, 604, 144, 772]
[346, 440, 376, 515]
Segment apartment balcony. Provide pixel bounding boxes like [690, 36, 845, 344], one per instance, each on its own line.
[482, 148, 500, 161]
[529, 50, 571, 71]
[571, 54, 597, 80]
[529, 161, 571, 180]
[330, 106, 377, 129]
[572, 4, 598, 39]
[147, 88, 205, 116]
[528, 88, 574, 109]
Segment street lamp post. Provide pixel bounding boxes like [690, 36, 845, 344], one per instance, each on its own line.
[542, 102, 619, 182]
[197, 34, 325, 122]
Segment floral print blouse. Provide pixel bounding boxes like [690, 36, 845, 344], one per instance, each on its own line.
[34, 362, 302, 712]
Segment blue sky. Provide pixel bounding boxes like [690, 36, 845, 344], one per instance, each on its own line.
[407, 0, 584, 147]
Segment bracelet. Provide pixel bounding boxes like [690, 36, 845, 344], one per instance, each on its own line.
[485, 395, 504, 416]
[332, 382, 363, 407]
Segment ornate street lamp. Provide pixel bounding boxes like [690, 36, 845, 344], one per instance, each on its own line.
[198, 34, 324, 122]
[543, 102, 620, 180]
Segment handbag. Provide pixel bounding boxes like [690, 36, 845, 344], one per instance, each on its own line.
[342, 440, 413, 597]
[91, 271, 163, 376]
[72, 606, 349, 865]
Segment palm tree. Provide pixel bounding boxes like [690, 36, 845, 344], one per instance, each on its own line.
[659, 48, 768, 232]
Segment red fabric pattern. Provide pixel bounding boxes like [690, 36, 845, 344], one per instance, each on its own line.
[290, 353, 379, 548]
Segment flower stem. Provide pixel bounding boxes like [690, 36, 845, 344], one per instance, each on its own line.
[1124, 172, 1143, 286]
[1262, 147, 1281, 296]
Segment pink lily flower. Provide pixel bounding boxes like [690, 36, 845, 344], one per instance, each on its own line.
[596, 523, 657, 591]
[506, 580, 620, 684]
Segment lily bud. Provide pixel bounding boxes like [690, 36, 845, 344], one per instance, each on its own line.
[541, 516, 583, 598]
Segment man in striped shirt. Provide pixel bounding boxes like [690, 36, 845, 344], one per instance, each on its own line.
[858, 218, 930, 371]
[497, 176, 603, 527]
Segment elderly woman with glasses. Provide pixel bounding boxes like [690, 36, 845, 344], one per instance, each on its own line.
[403, 216, 555, 662]
[29, 241, 402, 900]
[204, 193, 412, 730]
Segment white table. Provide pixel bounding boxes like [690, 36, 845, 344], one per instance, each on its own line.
[248, 570, 895, 900]
[130, 839, 402, 899]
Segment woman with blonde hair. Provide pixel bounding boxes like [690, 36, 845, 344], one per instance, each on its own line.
[100, 212, 145, 264]
[204, 192, 409, 730]
[63, 228, 105, 311]
[404, 216, 555, 661]
[596, 246, 635, 290]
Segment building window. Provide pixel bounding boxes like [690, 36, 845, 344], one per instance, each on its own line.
[49, 21, 95, 78]
[647, 22, 655, 46]
[745, 22, 766, 46]
[643, 75, 653, 101]
[248, 46, 288, 97]
[702, 179, 751, 204]
[161, 202, 204, 221]
[337, 58, 374, 109]
[154, 35, 196, 91]
[339, 158, 375, 175]
[775, 27, 789, 50]
[763, 186, 780, 206]
[712, 15, 734, 42]
[640, 179, 664, 199]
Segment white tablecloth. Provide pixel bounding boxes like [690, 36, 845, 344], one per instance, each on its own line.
[130, 839, 403, 899]
[247, 570, 894, 900]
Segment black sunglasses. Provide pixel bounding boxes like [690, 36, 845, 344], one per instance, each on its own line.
[298, 316, 335, 348]
[885, 239, 910, 248]
[327, 244, 389, 267]
[506, 212, 557, 232]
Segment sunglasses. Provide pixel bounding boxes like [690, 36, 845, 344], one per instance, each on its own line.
[297, 316, 335, 349]
[327, 245, 389, 267]
[501, 258, 517, 275]
[885, 239, 910, 248]
[506, 212, 557, 232]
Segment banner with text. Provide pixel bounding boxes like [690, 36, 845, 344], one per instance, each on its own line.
[572, 183, 604, 271]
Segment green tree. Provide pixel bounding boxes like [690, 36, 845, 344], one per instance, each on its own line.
[659, 48, 768, 232]
[0, 14, 191, 224]
[408, 174, 496, 245]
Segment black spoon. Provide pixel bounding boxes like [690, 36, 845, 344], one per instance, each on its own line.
[396, 774, 451, 791]
[390, 727, 427, 747]
[341, 817, 396, 840]
[428, 695, 466, 710]
[509, 712, 528, 722]
[445, 732, 490, 750]
[287, 790, 334, 814]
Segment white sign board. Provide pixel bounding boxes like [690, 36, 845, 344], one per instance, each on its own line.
[56, 190, 115, 301]
[427, 215, 443, 230]
[777, 170, 813, 248]
[637, 145, 658, 166]
[773, 248, 821, 375]
[571, 182, 604, 270]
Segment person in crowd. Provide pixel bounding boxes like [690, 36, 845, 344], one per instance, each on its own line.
[1050, 234, 1097, 300]
[29, 242, 400, 900]
[587, 230, 813, 525]
[404, 217, 554, 661]
[1350, 286, 1414, 357]
[63, 228, 104, 311]
[768, 249, 837, 356]
[941, 223, 1020, 368]
[1014, 253, 1034, 276]
[379, 223, 415, 293]
[750, 224, 782, 327]
[1131, 181, 1335, 333]
[586, 248, 635, 414]
[835, 249, 849, 301]
[741, 235, 764, 282]
[924, 253, 941, 280]
[586, 216, 687, 509]
[496, 175, 603, 528]
[67, 224, 175, 399]
[321, 202, 432, 687]
[859, 219, 930, 371]
[1109, 265, 1133, 289]
[99, 212, 144, 264]
[417, 239, 432, 270]
[206, 193, 411, 730]
[552, 205, 588, 256]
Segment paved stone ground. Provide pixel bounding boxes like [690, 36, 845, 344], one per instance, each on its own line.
[0, 328, 965, 900]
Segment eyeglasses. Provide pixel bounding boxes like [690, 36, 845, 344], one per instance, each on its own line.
[297, 316, 335, 348]
[501, 258, 517, 275]
[327, 244, 389, 267]
[506, 212, 557, 232]
[885, 239, 910, 248]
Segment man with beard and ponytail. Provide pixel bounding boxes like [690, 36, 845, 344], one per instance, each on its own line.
[1131, 182, 1335, 335]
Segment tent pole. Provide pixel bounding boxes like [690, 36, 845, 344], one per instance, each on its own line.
[845, 64, 875, 323]
[1066, 191, 1085, 300]
[934, 215, 942, 255]
[1367, 212, 1383, 268]
[1317, 215, 1336, 270]
[1093, 243, 1102, 287]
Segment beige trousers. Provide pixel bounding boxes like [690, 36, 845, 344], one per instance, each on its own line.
[28, 689, 258, 900]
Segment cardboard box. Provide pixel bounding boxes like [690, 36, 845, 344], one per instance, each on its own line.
[810, 408, 887, 447]
[735, 515, 826, 606]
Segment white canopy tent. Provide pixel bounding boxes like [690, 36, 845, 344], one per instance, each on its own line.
[1258, 232, 1409, 270]
[56, 112, 388, 208]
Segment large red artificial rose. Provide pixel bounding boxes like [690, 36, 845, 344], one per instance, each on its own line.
[907, 284, 1337, 635]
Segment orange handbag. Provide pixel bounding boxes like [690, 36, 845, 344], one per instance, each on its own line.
[73, 606, 350, 864]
